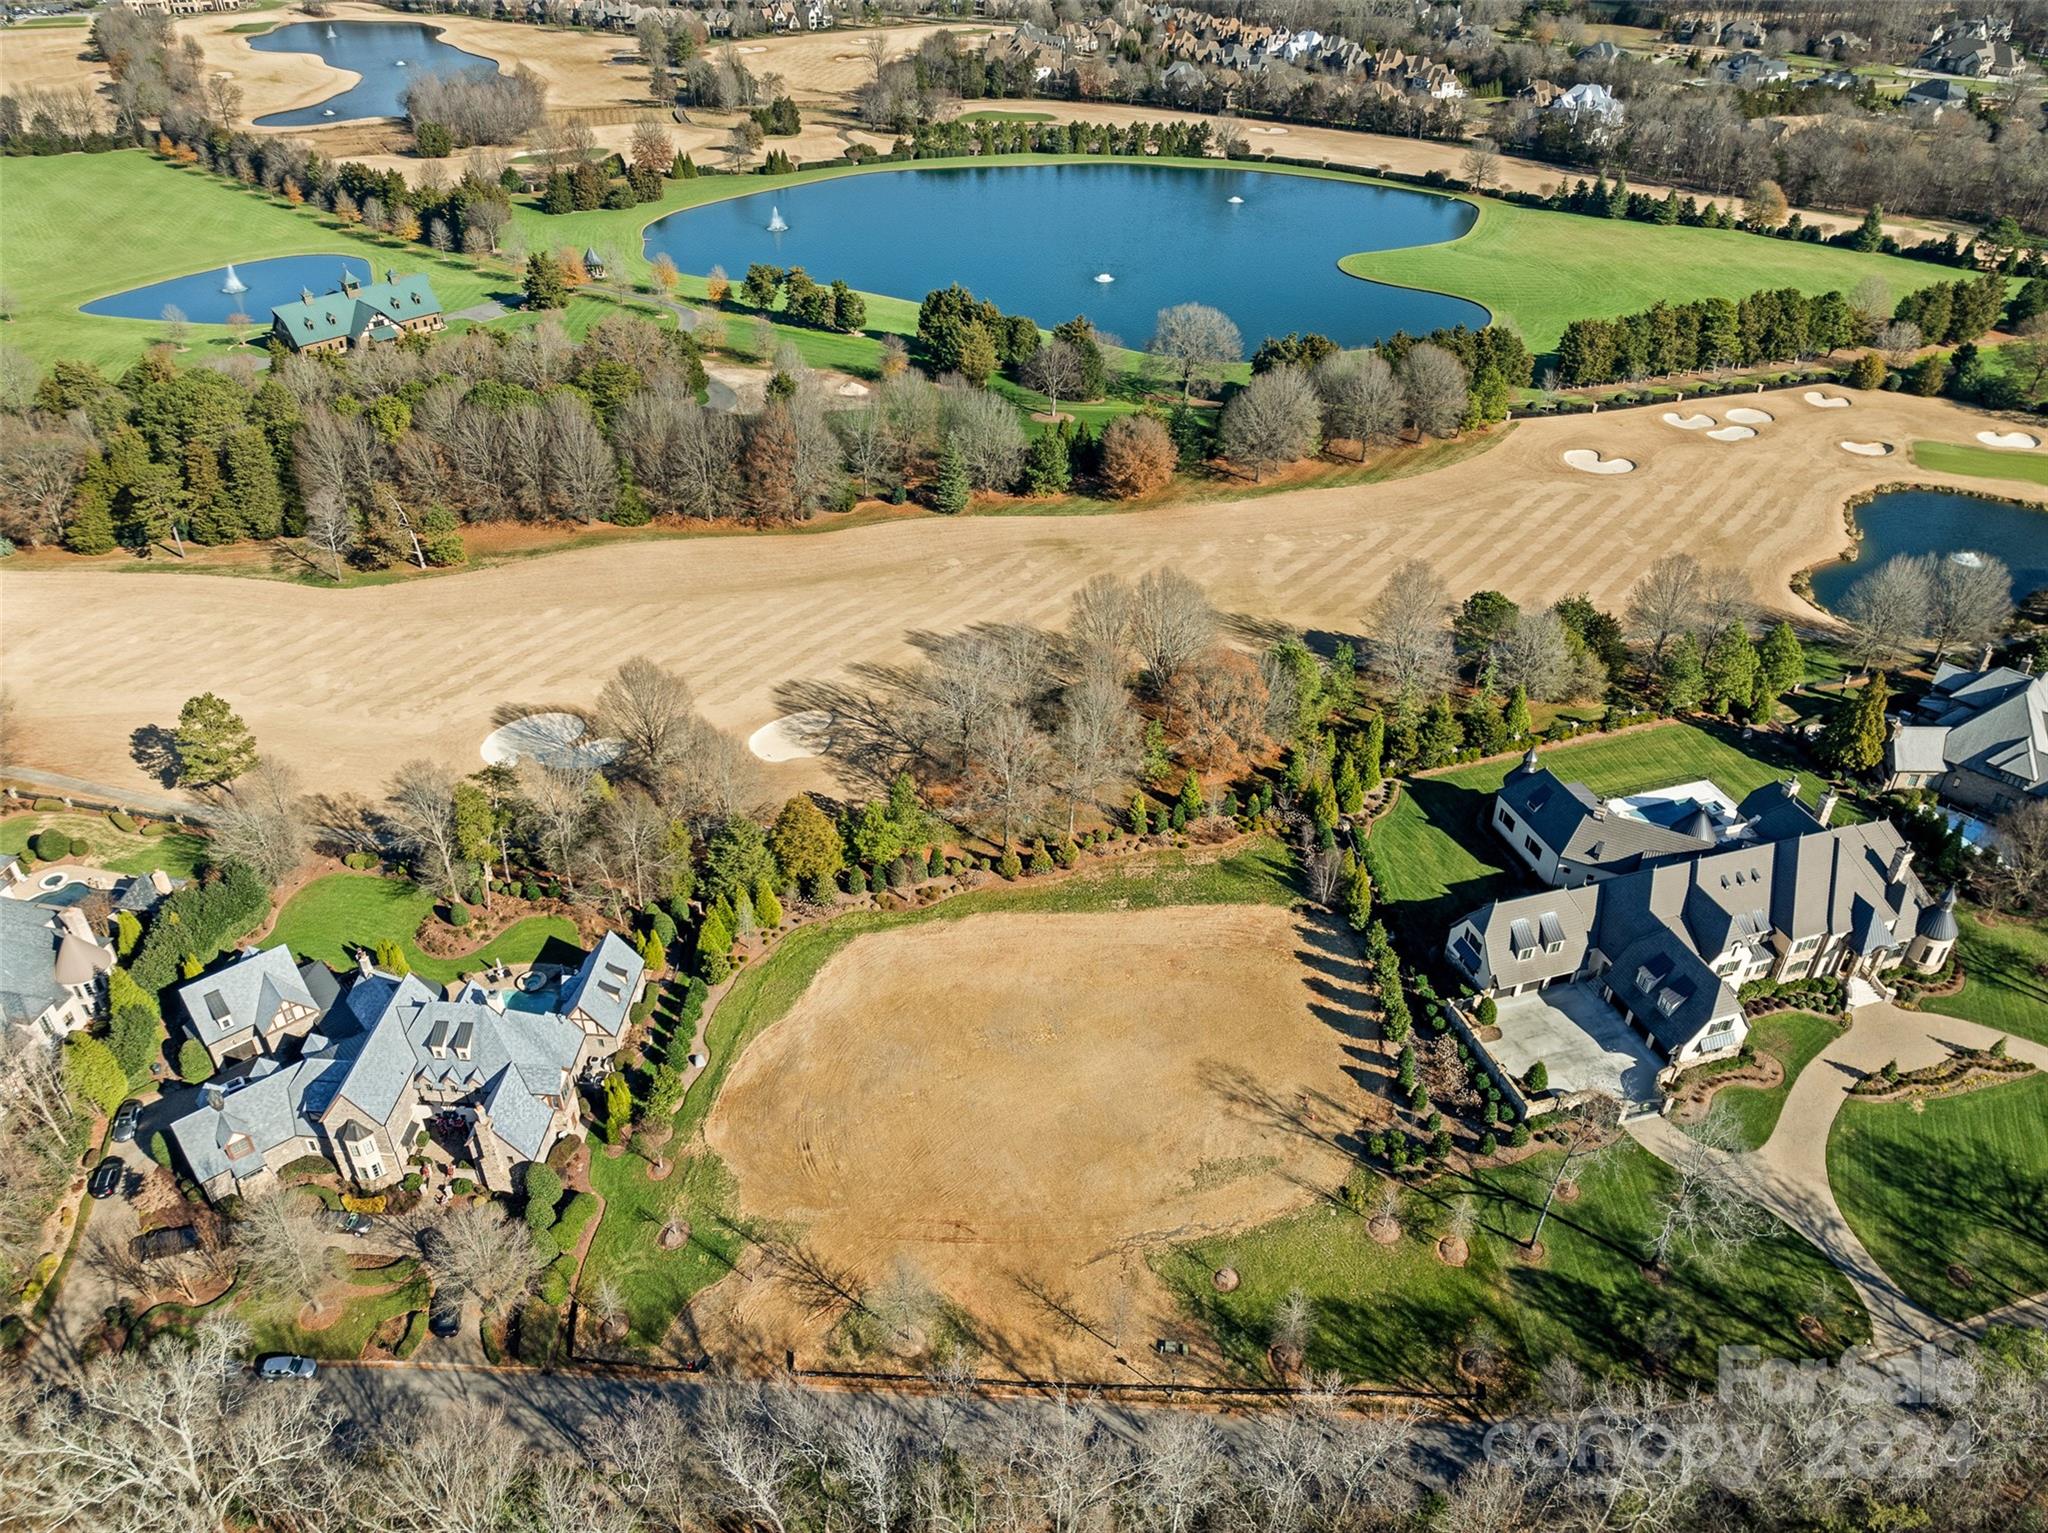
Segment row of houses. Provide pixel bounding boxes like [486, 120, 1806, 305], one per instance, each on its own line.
[381, 0, 838, 34]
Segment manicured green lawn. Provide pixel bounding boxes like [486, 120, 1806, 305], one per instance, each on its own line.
[0, 152, 512, 370]
[266, 872, 580, 985]
[582, 839, 1301, 1346]
[1925, 915, 2048, 1047]
[1156, 1140, 1868, 1393]
[1343, 198, 1972, 355]
[1366, 721, 1832, 943]
[0, 811, 209, 880]
[1828, 1073, 2048, 1322]
[1908, 440, 2048, 488]
[1702, 1011, 1842, 1152]
[242, 1270, 432, 1359]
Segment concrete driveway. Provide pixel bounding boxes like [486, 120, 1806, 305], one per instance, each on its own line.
[1489, 983, 1664, 1108]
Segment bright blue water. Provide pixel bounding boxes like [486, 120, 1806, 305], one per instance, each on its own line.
[1810, 489, 2048, 612]
[250, 20, 495, 127]
[643, 163, 1487, 347]
[501, 985, 563, 1015]
[82, 254, 376, 325]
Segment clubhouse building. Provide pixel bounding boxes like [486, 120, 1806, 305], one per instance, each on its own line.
[269, 270, 444, 356]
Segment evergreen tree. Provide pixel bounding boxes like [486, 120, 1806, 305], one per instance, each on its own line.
[694, 905, 733, 982]
[1703, 624, 1760, 717]
[1417, 693, 1464, 767]
[1658, 633, 1707, 713]
[1020, 430, 1070, 496]
[1176, 769, 1205, 823]
[753, 877, 782, 930]
[1129, 791, 1150, 835]
[1821, 671, 1891, 774]
[1754, 621, 1806, 715]
[64, 477, 117, 554]
[932, 442, 971, 514]
[173, 692, 257, 788]
[222, 426, 284, 539]
[1358, 715, 1384, 793]
[769, 794, 843, 896]
[1504, 684, 1533, 738]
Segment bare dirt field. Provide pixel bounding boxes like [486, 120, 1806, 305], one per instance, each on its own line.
[2, 389, 2035, 807]
[700, 903, 1367, 1378]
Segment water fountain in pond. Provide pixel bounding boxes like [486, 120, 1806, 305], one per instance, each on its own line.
[324, 23, 336, 39]
[1094, 272, 1114, 283]
[220, 264, 248, 296]
[1951, 551, 1987, 569]
[1227, 195, 1244, 204]
[765, 206, 789, 232]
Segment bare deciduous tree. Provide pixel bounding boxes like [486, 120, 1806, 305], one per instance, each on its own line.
[1625, 552, 1704, 668]
[1068, 573, 1136, 678]
[302, 493, 356, 583]
[235, 1187, 332, 1310]
[419, 1203, 548, 1309]
[1367, 558, 1456, 696]
[1841, 553, 1933, 670]
[1021, 338, 1087, 419]
[1220, 365, 1321, 481]
[1648, 1108, 1771, 1268]
[963, 706, 1052, 850]
[385, 759, 464, 897]
[596, 656, 697, 789]
[1399, 342, 1469, 439]
[1130, 567, 1216, 695]
[1147, 302, 1243, 405]
[1313, 350, 1403, 459]
[1926, 552, 2012, 667]
[1499, 609, 1574, 702]
[1052, 669, 1139, 836]
[208, 757, 310, 885]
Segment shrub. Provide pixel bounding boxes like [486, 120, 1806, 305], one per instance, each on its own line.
[142, 822, 174, 837]
[523, 1163, 563, 1232]
[998, 848, 1022, 880]
[1509, 1121, 1532, 1147]
[1523, 1060, 1549, 1093]
[1475, 996, 1497, 1027]
[31, 830, 67, 862]
[450, 1177, 476, 1196]
[1479, 1132, 1498, 1156]
[553, 1191, 599, 1250]
[147, 1131, 173, 1169]
[1028, 843, 1054, 876]
[343, 851, 379, 871]
[394, 1310, 428, 1359]
[445, 902, 471, 929]
[66, 835, 89, 858]
[538, 1254, 574, 1306]
[129, 863, 270, 996]
[31, 797, 64, 812]
[107, 811, 137, 834]
[62, 1035, 125, 1115]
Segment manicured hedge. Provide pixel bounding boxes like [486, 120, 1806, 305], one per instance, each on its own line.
[128, 863, 270, 996]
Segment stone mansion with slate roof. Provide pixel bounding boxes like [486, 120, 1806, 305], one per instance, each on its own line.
[1446, 752, 1957, 1073]
[1884, 659, 2047, 816]
[268, 269, 444, 356]
[168, 934, 644, 1199]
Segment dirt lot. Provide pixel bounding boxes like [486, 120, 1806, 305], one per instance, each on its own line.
[3, 388, 2031, 808]
[700, 903, 1367, 1379]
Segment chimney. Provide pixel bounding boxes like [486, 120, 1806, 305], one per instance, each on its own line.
[1980, 642, 1995, 669]
[205, 1083, 224, 1111]
[1817, 789, 1839, 826]
[356, 948, 374, 978]
[1888, 845, 1914, 885]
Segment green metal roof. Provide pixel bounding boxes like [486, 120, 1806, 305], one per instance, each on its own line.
[270, 272, 442, 348]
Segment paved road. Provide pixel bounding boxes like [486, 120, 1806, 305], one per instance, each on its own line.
[2, 768, 214, 821]
[1628, 1000, 2048, 1352]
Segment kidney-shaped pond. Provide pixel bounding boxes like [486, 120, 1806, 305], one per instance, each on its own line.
[83, 254, 377, 325]
[1810, 489, 2048, 613]
[643, 163, 1487, 347]
[250, 20, 496, 128]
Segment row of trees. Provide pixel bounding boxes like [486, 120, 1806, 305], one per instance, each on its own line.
[400, 65, 547, 151]
[1555, 282, 1872, 388]
[734, 264, 870, 334]
[4, 1313, 2044, 1531]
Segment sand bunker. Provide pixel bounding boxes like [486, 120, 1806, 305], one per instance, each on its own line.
[1662, 412, 1715, 430]
[835, 380, 870, 397]
[1976, 430, 2041, 450]
[1804, 392, 1851, 409]
[1706, 425, 1757, 442]
[1725, 407, 1774, 425]
[1839, 440, 1893, 457]
[1562, 448, 1635, 474]
[479, 712, 621, 769]
[747, 711, 830, 762]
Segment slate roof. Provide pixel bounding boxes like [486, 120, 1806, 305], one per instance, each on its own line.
[1894, 663, 2048, 795]
[177, 946, 321, 1049]
[557, 931, 644, 1038]
[270, 271, 441, 350]
[1, 899, 100, 1026]
[1497, 756, 1716, 875]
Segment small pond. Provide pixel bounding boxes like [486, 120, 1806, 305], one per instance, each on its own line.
[83, 254, 375, 325]
[250, 20, 495, 128]
[1810, 489, 2048, 612]
[643, 163, 1486, 348]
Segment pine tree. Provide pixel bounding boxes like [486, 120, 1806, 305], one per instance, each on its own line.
[694, 906, 733, 982]
[222, 427, 284, 540]
[1358, 715, 1384, 793]
[932, 442, 971, 514]
[1176, 769, 1205, 823]
[1754, 621, 1806, 716]
[1503, 684, 1533, 738]
[64, 477, 117, 554]
[1130, 791, 1150, 835]
[1417, 694, 1464, 767]
[1821, 671, 1890, 774]
[1659, 633, 1707, 713]
[753, 877, 783, 930]
[174, 692, 257, 788]
[1703, 624, 1760, 718]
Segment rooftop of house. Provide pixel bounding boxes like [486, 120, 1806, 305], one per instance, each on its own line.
[177, 944, 324, 1048]
[269, 270, 441, 349]
[1497, 752, 1730, 874]
[1, 900, 112, 1027]
[1894, 661, 2048, 792]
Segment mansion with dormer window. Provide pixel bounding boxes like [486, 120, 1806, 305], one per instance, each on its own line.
[268, 270, 444, 356]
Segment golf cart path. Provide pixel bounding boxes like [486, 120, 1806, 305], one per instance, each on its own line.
[1627, 1001, 2048, 1353]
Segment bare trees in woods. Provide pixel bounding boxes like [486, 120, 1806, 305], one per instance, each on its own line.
[1366, 559, 1455, 696]
[1398, 343, 1468, 439]
[386, 759, 464, 897]
[1147, 302, 1243, 405]
[401, 64, 546, 147]
[1626, 552, 1704, 668]
[593, 655, 758, 823]
[1130, 567, 1217, 696]
[209, 757, 310, 885]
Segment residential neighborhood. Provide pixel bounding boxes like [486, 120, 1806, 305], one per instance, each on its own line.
[0, 0, 2044, 1528]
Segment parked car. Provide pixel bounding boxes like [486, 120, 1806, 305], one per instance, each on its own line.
[325, 1210, 372, 1237]
[87, 1157, 123, 1200]
[110, 1100, 141, 1143]
[427, 1303, 462, 1338]
[257, 1354, 319, 1381]
[130, 1225, 199, 1263]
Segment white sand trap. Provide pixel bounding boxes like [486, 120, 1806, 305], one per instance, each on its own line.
[1839, 440, 1893, 457]
[1725, 407, 1774, 425]
[1562, 449, 1635, 475]
[480, 712, 622, 769]
[1804, 391, 1851, 409]
[1706, 425, 1757, 442]
[1976, 430, 2041, 450]
[1662, 411, 1716, 430]
[748, 711, 830, 762]
[835, 380, 870, 397]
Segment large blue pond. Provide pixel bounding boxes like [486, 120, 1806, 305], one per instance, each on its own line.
[250, 20, 494, 127]
[643, 163, 1487, 347]
[82, 254, 375, 324]
[1810, 489, 2048, 611]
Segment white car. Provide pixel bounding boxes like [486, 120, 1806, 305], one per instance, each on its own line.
[256, 1355, 318, 1381]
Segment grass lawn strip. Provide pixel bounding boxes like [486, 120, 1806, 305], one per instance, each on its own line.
[265, 871, 579, 985]
[1700, 1012, 1842, 1152]
[1924, 915, 2048, 1047]
[1155, 1140, 1868, 1393]
[0, 811, 209, 880]
[1907, 440, 2048, 489]
[1827, 1073, 2048, 1323]
[581, 840, 1297, 1346]
[241, 1270, 432, 1360]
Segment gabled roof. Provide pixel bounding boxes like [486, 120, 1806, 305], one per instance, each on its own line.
[1, 900, 110, 1026]
[269, 271, 441, 349]
[557, 931, 644, 1038]
[1902, 664, 2047, 794]
[177, 945, 320, 1048]
[1498, 758, 1716, 874]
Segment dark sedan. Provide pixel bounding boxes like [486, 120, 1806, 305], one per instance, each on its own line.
[87, 1157, 123, 1200]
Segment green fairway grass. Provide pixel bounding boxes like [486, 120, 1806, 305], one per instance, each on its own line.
[1924, 915, 2048, 1047]
[1828, 1073, 2048, 1322]
[1157, 1138, 1868, 1392]
[266, 872, 580, 986]
[1908, 440, 2048, 488]
[1343, 197, 1971, 355]
[0, 153, 511, 369]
